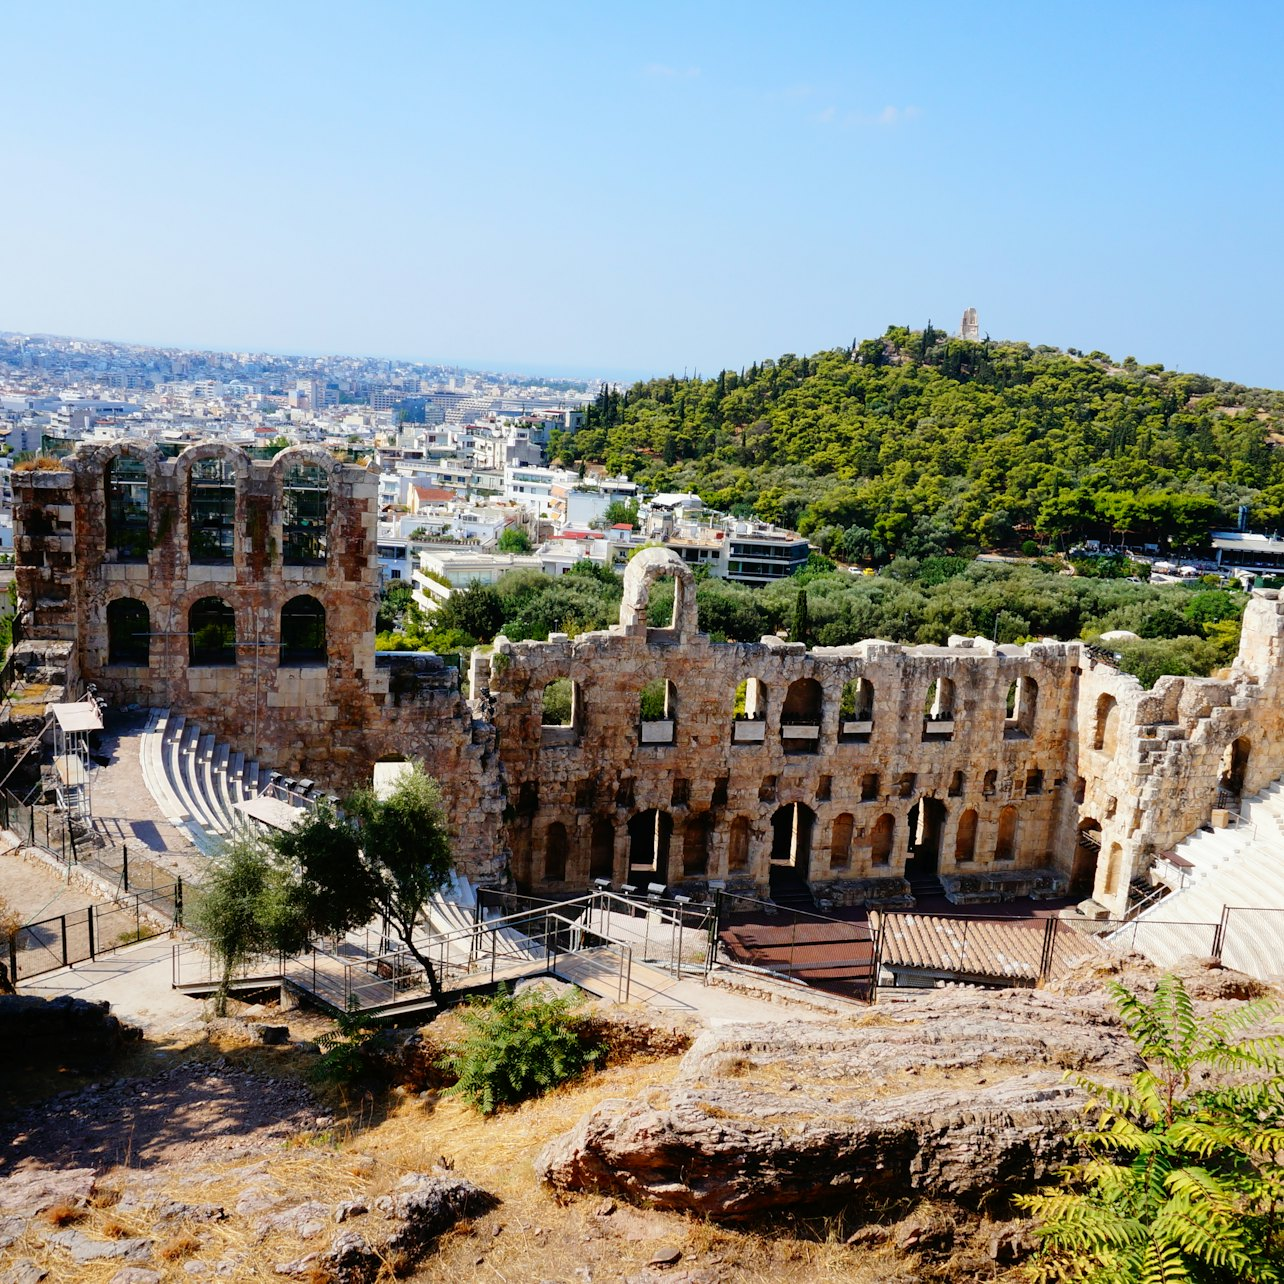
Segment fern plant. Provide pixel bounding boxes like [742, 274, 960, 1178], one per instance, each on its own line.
[1021, 973, 1284, 1283]
[313, 1000, 387, 1085]
[439, 986, 601, 1115]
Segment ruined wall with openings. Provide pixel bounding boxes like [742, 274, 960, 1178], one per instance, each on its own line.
[476, 548, 1082, 902]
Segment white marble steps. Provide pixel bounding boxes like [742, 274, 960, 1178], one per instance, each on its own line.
[137, 708, 330, 859]
[1117, 775, 1284, 980]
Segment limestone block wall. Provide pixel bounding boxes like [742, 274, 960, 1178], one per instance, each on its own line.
[1072, 591, 1284, 917]
[480, 549, 1082, 898]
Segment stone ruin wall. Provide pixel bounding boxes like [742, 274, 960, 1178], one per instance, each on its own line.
[15, 442, 1284, 911]
[477, 549, 1081, 904]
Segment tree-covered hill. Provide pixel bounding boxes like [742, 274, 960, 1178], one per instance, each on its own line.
[548, 328, 1284, 559]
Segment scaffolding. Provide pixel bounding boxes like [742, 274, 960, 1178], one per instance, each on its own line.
[50, 694, 103, 822]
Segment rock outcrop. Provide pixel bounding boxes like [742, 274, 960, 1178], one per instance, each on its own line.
[537, 988, 1141, 1219]
[0, 995, 140, 1072]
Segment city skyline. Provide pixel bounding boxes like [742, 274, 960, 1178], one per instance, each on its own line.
[4, 2, 1283, 388]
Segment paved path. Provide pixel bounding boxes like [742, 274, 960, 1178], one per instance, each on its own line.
[89, 709, 206, 883]
[20, 936, 207, 1035]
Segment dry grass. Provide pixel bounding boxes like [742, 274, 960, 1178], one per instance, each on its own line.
[0, 1003, 1033, 1282]
[40, 1201, 83, 1228]
[157, 1231, 202, 1261]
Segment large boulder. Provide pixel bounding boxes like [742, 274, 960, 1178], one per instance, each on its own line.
[536, 988, 1141, 1220]
[0, 995, 139, 1071]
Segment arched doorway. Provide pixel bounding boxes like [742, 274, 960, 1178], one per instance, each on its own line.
[590, 817, 614, 882]
[905, 797, 946, 887]
[627, 809, 672, 885]
[769, 802, 815, 905]
[1070, 819, 1102, 898]
[1219, 737, 1250, 806]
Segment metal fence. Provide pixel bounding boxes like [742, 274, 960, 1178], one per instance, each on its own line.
[11, 882, 181, 982]
[715, 891, 876, 1002]
[0, 790, 177, 896]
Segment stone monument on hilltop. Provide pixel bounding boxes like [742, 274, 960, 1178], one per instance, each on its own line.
[960, 308, 979, 341]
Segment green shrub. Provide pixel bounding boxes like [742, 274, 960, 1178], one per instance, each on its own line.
[439, 986, 602, 1114]
[313, 1002, 389, 1086]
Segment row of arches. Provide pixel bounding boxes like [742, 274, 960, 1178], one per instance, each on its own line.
[105, 595, 327, 666]
[104, 452, 330, 565]
[538, 672, 1043, 749]
[535, 800, 1030, 885]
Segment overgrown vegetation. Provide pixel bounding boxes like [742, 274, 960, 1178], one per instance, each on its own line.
[1021, 974, 1284, 1282]
[439, 986, 604, 1115]
[551, 330, 1284, 558]
[375, 555, 1245, 687]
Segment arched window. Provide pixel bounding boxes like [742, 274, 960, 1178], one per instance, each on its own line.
[189, 597, 236, 666]
[1094, 694, 1119, 754]
[105, 457, 149, 561]
[544, 821, 568, 882]
[870, 813, 895, 865]
[995, 805, 1019, 861]
[1005, 676, 1038, 739]
[830, 814, 854, 870]
[731, 677, 767, 743]
[983, 769, 998, 796]
[781, 678, 823, 753]
[923, 677, 955, 740]
[280, 595, 326, 665]
[948, 770, 965, 798]
[639, 679, 676, 744]
[283, 462, 328, 564]
[107, 598, 149, 665]
[682, 814, 710, 877]
[954, 808, 978, 862]
[839, 678, 874, 741]
[860, 772, 880, 802]
[727, 816, 750, 872]
[540, 678, 580, 745]
[188, 458, 236, 562]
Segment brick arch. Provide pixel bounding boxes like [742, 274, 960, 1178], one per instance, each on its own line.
[619, 546, 698, 633]
[173, 441, 253, 483]
[169, 583, 256, 652]
[266, 444, 345, 480]
[78, 438, 167, 479]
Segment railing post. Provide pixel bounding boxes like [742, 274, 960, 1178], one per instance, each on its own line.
[87, 905, 95, 960]
[1214, 906, 1230, 961]
[122, 844, 128, 892]
[60, 915, 68, 969]
[175, 877, 183, 927]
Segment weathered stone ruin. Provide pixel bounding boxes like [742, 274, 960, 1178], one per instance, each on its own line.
[15, 441, 1284, 915]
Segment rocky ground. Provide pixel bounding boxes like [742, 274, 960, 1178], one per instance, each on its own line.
[0, 955, 1272, 1283]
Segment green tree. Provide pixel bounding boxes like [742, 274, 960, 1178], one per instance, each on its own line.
[792, 588, 811, 644]
[1021, 974, 1284, 1283]
[189, 834, 308, 1014]
[497, 527, 533, 554]
[434, 581, 505, 642]
[601, 497, 639, 528]
[345, 763, 455, 1003]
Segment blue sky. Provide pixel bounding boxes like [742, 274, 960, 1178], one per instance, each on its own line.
[4, 2, 1282, 385]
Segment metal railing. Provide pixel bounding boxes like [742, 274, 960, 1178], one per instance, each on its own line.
[715, 890, 876, 1002]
